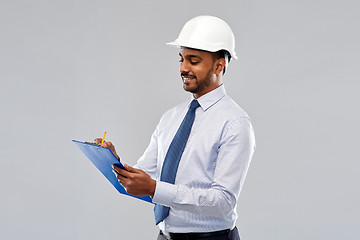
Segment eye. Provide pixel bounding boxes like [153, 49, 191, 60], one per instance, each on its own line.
[189, 57, 201, 65]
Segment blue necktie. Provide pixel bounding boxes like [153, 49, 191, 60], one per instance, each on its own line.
[154, 99, 200, 225]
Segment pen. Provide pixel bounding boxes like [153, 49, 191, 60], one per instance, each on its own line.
[101, 131, 106, 147]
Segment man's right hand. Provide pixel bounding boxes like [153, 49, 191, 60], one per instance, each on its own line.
[94, 138, 120, 160]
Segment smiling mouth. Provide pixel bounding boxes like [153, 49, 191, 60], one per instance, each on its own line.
[182, 75, 196, 83]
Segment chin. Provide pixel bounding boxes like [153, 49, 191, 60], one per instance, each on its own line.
[183, 84, 196, 93]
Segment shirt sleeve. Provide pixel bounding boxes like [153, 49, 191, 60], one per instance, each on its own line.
[152, 117, 256, 217]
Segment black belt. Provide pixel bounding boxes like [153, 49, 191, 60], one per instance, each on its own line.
[160, 229, 230, 240]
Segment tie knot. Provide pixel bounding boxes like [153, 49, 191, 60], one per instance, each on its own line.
[190, 100, 200, 110]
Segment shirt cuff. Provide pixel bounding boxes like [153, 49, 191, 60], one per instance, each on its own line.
[152, 181, 177, 207]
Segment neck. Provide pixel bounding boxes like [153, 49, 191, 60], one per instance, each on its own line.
[193, 83, 223, 99]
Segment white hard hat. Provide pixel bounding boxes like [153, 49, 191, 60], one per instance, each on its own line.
[167, 15, 238, 60]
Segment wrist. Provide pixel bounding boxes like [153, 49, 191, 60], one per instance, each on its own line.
[149, 179, 156, 197]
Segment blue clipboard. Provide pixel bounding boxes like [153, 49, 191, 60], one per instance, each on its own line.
[72, 140, 153, 203]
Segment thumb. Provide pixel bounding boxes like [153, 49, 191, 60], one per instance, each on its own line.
[102, 141, 111, 148]
[124, 163, 138, 173]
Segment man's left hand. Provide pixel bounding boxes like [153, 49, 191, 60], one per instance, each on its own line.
[112, 164, 156, 197]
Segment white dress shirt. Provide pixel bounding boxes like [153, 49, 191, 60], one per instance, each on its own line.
[135, 85, 255, 233]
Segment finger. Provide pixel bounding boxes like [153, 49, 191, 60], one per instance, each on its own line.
[94, 138, 102, 145]
[124, 163, 140, 173]
[112, 165, 133, 179]
[114, 163, 131, 175]
[113, 164, 126, 172]
[102, 141, 112, 148]
[115, 174, 129, 188]
[116, 167, 133, 178]
[112, 169, 127, 181]
[112, 166, 124, 176]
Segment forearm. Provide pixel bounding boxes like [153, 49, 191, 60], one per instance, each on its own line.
[153, 181, 236, 217]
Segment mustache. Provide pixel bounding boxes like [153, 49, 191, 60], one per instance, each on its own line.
[181, 73, 196, 78]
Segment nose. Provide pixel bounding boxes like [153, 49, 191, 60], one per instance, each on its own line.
[180, 60, 190, 74]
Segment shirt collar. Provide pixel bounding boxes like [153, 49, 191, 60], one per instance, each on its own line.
[190, 85, 227, 111]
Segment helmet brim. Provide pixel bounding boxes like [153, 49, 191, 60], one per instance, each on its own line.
[166, 41, 238, 60]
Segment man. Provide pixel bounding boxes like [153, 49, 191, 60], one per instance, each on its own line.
[95, 15, 255, 240]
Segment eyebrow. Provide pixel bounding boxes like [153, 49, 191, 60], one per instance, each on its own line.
[179, 52, 202, 60]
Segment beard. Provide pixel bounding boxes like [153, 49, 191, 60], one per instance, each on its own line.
[182, 66, 214, 94]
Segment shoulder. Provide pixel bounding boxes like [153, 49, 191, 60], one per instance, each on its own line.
[216, 95, 250, 120]
[213, 95, 254, 137]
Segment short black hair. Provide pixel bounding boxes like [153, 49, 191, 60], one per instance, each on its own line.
[181, 47, 231, 75]
[212, 50, 231, 75]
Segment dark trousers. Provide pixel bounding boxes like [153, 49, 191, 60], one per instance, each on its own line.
[157, 227, 240, 240]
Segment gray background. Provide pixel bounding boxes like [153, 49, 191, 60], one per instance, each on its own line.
[1, 0, 359, 239]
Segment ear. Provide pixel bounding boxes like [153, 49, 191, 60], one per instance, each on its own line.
[214, 58, 226, 76]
